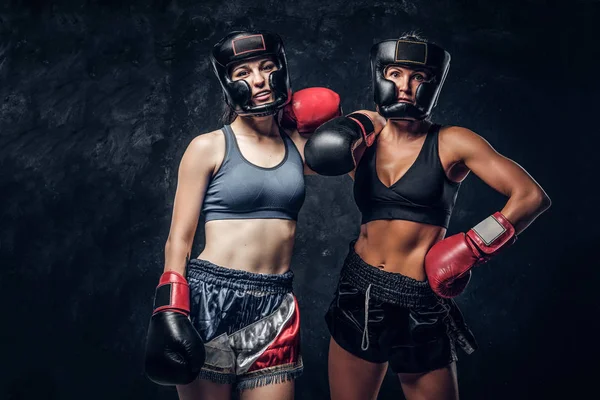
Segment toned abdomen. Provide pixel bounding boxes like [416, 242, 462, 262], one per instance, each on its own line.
[354, 219, 446, 280]
[199, 219, 297, 275]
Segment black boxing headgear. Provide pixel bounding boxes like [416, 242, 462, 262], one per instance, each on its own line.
[210, 31, 291, 117]
[370, 39, 451, 120]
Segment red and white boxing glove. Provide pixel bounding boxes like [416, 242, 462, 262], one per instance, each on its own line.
[280, 87, 342, 134]
[425, 212, 517, 298]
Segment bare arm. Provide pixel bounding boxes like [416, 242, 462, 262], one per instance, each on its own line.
[164, 133, 219, 275]
[444, 126, 551, 234]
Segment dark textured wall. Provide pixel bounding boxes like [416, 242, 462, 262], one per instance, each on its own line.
[1, 0, 596, 399]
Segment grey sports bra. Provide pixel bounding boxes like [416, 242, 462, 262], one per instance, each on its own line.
[202, 125, 306, 221]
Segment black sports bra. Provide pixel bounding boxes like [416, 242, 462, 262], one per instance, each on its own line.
[353, 124, 460, 228]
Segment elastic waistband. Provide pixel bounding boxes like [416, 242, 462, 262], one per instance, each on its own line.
[187, 258, 294, 294]
[340, 240, 439, 308]
[204, 209, 298, 222]
[360, 205, 451, 229]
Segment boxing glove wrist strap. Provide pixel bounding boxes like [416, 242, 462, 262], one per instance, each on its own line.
[466, 212, 516, 255]
[152, 271, 190, 315]
[347, 112, 376, 147]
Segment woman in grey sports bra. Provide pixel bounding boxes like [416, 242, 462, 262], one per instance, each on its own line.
[143, 30, 384, 400]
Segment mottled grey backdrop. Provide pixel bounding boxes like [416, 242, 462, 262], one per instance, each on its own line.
[1, 0, 596, 399]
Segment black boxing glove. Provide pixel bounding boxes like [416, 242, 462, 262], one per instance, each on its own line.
[144, 271, 205, 386]
[305, 113, 377, 176]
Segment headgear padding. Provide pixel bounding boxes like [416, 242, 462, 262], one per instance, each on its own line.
[370, 39, 451, 120]
[211, 31, 291, 117]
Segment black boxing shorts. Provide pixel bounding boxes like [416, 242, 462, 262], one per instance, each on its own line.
[325, 241, 478, 374]
[186, 259, 303, 391]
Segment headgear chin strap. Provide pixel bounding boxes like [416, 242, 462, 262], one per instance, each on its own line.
[370, 39, 451, 121]
[211, 31, 291, 117]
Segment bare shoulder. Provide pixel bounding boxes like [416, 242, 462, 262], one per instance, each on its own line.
[439, 125, 495, 152]
[180, 129, 226, 173]
[187, 129, 225, 154]
[439, 125, 483, 142]
[438, 125, 502, 165]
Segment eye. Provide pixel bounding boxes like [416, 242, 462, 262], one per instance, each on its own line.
[389, 71, 400, 78]
[413, 74, 425, 82]
[234, 70, 248, 78]
[262, 63, 275, 71]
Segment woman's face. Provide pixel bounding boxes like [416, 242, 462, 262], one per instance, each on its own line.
[383, 65, 432, 104]
[230, 57, 279, 106]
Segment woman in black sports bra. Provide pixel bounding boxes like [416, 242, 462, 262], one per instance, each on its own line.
[305, 33, 551, 400]
[142, 30, 359, 399]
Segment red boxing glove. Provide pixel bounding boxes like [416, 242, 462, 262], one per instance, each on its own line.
[280, 87, 342, 134]
[425, 212, 517, 298]
[152, 271, 192, 314]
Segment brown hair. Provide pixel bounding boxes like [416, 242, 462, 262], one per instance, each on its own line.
[220, 100, 237, 125]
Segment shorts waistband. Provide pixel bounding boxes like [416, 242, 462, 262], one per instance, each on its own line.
[187, 258, 294, 294]
[340, 240, 439, 308]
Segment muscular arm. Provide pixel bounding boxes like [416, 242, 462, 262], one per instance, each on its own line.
[444, 126, 552, 234]
[164, 133, 218, 274]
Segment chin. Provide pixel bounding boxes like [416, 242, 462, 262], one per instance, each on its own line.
[249, 113, 275, 121]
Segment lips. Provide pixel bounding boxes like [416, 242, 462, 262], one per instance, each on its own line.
[397, 98, 413, 103]
[253, 90, 272, 99]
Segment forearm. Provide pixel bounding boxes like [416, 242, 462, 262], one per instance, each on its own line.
[349, 110, 386, 160]
[351, 110, 386, 143]
[500, 187, 551, 235]
[164, 237, 194, 275]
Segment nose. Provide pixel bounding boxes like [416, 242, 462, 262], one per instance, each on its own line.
[395, 75, 410, 95]
[250, 69, 267, 88]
